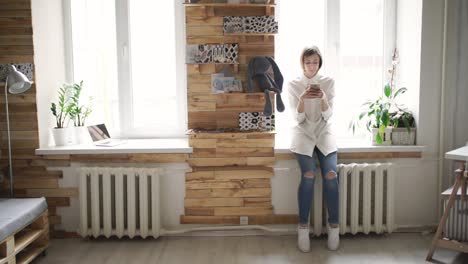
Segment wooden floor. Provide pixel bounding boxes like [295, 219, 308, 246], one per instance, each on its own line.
[35, 233, 467, 264]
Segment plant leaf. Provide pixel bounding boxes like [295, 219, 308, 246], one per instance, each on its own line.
[384, 84, 392, 98]
[376, 133, 383, 144]
[394, 87, 407, 98]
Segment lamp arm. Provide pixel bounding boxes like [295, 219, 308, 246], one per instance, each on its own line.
[4, 81, 14, 197]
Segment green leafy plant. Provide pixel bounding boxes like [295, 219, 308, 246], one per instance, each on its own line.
[68, 81, 92, 126]
[390, 111, 415, 132]
[350, 49, 410, 144]
[50, 84, 73, 129]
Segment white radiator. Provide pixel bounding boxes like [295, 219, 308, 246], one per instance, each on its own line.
[443, 193, 468, 242]
[310, 163, 394, 236]
[79, 167, 161, 239]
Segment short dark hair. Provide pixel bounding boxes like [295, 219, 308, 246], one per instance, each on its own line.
[301, 46, 323, 70]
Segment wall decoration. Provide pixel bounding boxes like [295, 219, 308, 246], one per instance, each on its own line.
[186, 44, 238, 64]
[0, 63, 34, 82]
[223, 16, 244, 34]
[223, 16, 278, 34]
[186, 44, 213, 64]
[239, 112, 275, 131]
[211, 73, 242, 94]
[243, 16, 278, 33]
[223, 44, 239, 63]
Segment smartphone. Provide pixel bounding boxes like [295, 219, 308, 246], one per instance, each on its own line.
[308, 83, 320, 90]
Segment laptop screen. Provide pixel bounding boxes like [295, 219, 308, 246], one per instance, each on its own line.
[87, 124, 111, 142]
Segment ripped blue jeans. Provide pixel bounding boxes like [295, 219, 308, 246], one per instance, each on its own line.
[295, 148, 339, 225]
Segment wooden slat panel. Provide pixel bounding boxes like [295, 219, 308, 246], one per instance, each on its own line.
[243, 197, 271, 207]
[214, 206, 272, 216]
[0, 9, 31, 18]
[0, 46, 34, 55]
[1, 131, 38, 140]
[186, 16, 223, 26]
[184, 207, 214, 216]
[185, 197, 243, 207]
[186, 179, 242, 189]
[180, 215, 240, 224]
[186, 171, 215, 181]
[188, 101, 216, 112]
[187, 35, 240, 45]
[185, 178, 271, 190]
[188, 131, 274, 139]
[186, 25, 223, 36]
[214, 169, 273, 179]
[215, 93, 267, 112]
[0, 17, 32, 27]
[189, 138, 274, 148]
[0, 55, 34, 63]
[25, 188, 78, 198]
[213, 6, 267, 16]
[181, 214, 296, 225]
[216, 138, 274, 148]
[0, 35, 32, 45]
[45, 197, 70, 207]
[0, 121, 38, 131]
[192, 147, 273, 157]
[186, 188, 271, 198]
[9, 178, 58, 189]
[188, 156, 275, 166]
[211, 188, 271, 198]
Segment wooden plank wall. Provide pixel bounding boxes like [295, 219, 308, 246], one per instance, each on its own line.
[182, 1, 297, 225]
[0, 0, 71, 236]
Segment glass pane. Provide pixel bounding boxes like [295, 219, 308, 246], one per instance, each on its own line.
[128, 0, 178, 131]
[335, 0, 384, 138]
[275, 0, 325, 145]
[71, 0, 119, 130]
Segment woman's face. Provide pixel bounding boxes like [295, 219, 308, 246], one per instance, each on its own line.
[303, 54, 321, 77]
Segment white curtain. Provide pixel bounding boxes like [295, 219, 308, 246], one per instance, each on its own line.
[443, 0, 468, 184]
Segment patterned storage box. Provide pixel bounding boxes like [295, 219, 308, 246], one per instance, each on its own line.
[239, 112, 275, 131]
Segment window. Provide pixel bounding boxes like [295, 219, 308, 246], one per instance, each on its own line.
[66, 0, 185, 138]
[276, 0, 396, 142]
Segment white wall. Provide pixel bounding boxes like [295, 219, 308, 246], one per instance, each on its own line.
[31, 0, 68, 147]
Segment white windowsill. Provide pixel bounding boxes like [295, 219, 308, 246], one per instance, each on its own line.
[35, 138, 192, 155]
[35, 138, 424, 155]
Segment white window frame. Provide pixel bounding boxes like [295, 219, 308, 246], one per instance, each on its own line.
[64, 0, 187, 139]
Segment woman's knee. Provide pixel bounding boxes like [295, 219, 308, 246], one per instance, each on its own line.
[325, 171, 337, 180]
[303, 171, 315, 179]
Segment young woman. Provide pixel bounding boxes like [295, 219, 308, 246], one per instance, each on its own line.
[288, 46, 339, 252]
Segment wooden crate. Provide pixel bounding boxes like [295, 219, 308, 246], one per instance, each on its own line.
[0, 210, 49, 264]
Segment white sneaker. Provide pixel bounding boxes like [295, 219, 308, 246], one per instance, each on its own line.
[327, 226, 340, 251]
[297, 225, 310, 252]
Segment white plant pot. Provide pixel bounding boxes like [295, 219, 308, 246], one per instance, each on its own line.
[73, 126, 92, 145]
[52, 127, 75, 146]
[391, 127, 416, 145]
[371, 127, 392, 146]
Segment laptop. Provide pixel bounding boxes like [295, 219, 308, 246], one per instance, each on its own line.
[87, 124, 126, 147]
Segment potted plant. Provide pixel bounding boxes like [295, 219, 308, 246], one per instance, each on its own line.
[353, 90, 393, 145]
[50, 84, 74, 146]
[68, 81, 93, 144]
[390, 110, 416, 145]
[351, 49, 411, 145]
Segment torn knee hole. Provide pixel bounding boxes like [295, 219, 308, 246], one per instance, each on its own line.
[325, 171, 337, 180]
[304, 171, 315, 178]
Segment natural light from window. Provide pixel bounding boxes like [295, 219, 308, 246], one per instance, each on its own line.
[128, 1, 178, 135]
[276, 0, 387, 146]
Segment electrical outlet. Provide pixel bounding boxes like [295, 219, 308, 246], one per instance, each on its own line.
[240, 216, 248, 225]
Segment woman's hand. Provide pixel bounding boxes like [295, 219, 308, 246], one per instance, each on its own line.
[300, 86, 325, 100]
